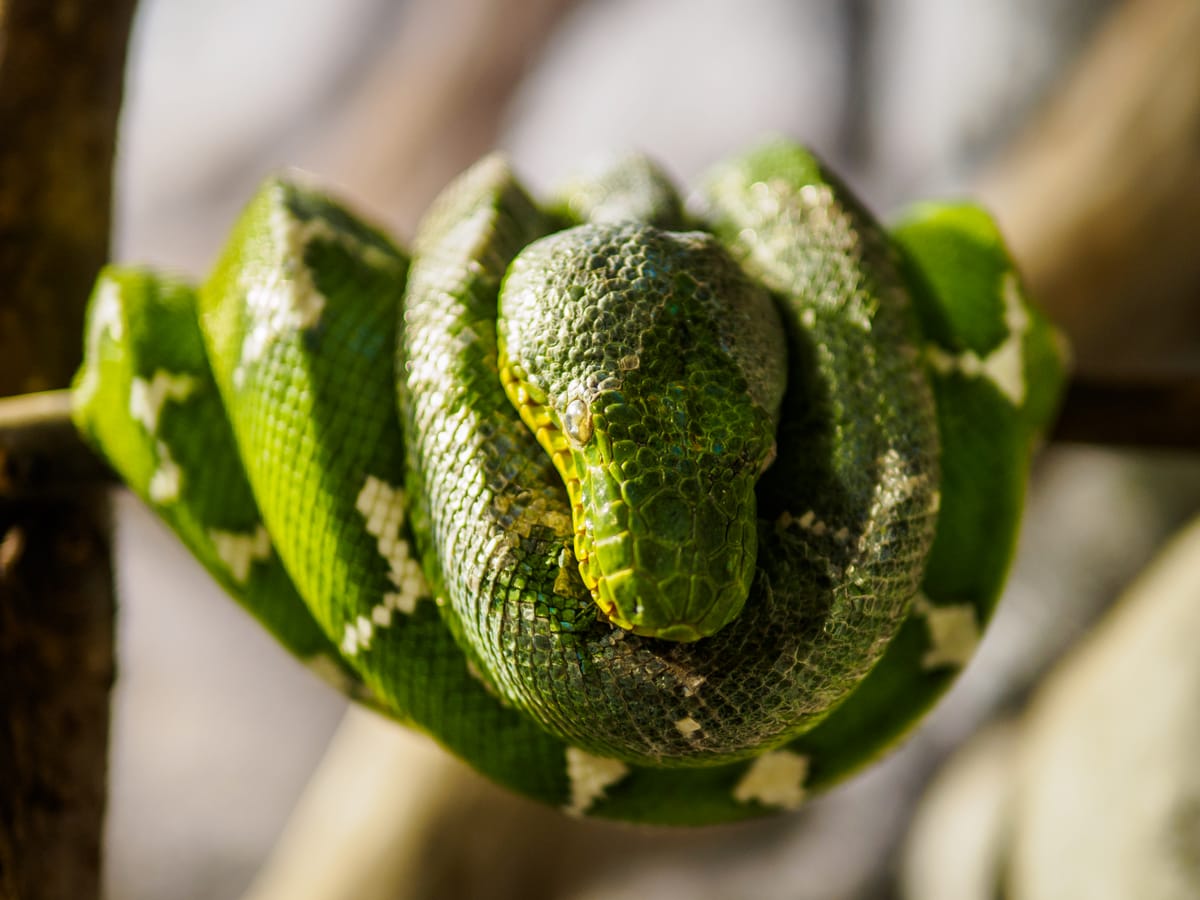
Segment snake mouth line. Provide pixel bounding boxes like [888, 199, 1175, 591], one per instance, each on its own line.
[498, 357, 600, 587]
[497, 356, 648, 634]
[499, 359, 724, 644]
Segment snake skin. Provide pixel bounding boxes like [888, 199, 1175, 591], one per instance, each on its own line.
[71, 140, 1065, 823]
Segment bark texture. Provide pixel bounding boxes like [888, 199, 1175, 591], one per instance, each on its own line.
[0, 2, 137, 896]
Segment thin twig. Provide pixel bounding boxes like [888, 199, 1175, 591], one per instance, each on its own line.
[0, 391, 115, 498]
[2, 372, 1196, 499]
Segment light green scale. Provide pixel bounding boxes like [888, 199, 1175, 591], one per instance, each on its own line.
[72, 140, 1065, 824]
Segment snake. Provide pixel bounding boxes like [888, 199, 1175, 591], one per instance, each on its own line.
[72, 139, 1064, 824]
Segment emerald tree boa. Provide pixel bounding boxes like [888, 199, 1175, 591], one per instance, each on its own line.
[73, 140, 1064, 824]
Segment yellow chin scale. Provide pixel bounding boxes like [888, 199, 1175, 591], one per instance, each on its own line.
[497, 356, 626, 626]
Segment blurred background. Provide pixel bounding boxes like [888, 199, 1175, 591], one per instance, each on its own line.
[96, 0, 1200, 897]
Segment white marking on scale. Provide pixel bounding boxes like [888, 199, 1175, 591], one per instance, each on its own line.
[236, 274, 325, 388]
[74, 277, 125, 407]
[232, 187, 407, 388]
[925, 272, 1031, 406]
[914, 595, 980, 670]
[732, 750, 810, 810]
[234, 203, 331, 387]
[564, 747, 630, 816]
[356, 475, 428, 615]
[123, 371, 199, 505]
[340, 615, 377, 657]
[129, 371, 199, 433]
[340, 475, 429, 657]
[797, 183, 832, 209]
[209, 524, 272, 584]
[148, 441, 184, 504]
[675, 716, 702, 738]
[792, 509, 835, 538]
[876, 448, 933, 510]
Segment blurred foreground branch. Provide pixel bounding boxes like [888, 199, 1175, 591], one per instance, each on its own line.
[243, 707, 756, 900]
[981, 0, 1200, 369]
[312, 0, 582, 234]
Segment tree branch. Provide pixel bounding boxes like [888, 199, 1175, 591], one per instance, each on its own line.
[0, 2, 137, 897]
[2, 368, 1197, 503]
[1049, 371, 1200, 450]
[0, 393, 114, 499]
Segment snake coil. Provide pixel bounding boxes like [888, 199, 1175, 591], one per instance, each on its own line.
[73, 140, 1063, 823]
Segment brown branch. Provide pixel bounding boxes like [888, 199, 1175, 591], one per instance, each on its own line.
[0, 393, 115, 500]
[0, 2, 137, 897]
[1049, 371, 1200, 450]
[0, 1, 136, 395]
[2, 366, 1198, 502]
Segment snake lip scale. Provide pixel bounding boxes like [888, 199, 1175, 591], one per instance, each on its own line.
[72, 139, 1064, 824]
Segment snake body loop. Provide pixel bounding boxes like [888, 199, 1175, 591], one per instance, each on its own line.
[72, 140, 1064, 823]
[398, 153, 940, 765]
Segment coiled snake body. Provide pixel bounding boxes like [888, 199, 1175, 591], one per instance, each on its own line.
[74, 140, 1063, 824]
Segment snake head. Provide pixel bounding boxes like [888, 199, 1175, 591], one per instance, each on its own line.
[499, 222, 786, 641]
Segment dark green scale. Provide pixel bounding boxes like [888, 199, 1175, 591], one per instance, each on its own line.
[499, 222, 785, 639]
[400, 150, 941, 766]
[72, 137, 1066, 823]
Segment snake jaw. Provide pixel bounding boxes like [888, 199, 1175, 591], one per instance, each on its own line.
[500, 358, 762, 642]
[584, 479, 759, 643]
[565, 390, 772, 642]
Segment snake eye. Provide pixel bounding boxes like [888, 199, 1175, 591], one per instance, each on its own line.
[563, 398, 593, 444]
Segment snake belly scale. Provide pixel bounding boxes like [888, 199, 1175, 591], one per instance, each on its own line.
[72, 140, 1064, 824]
